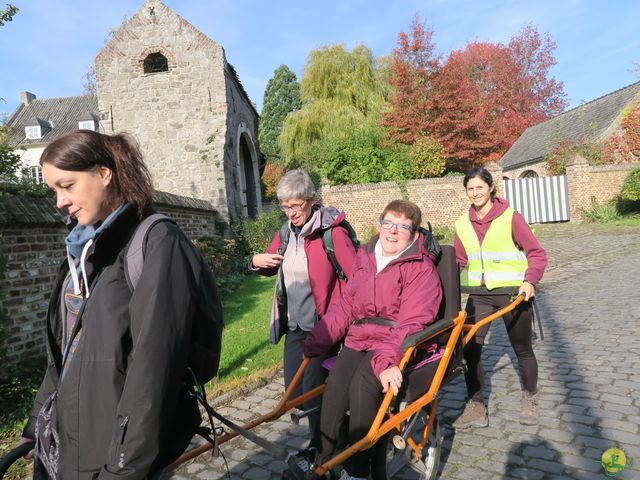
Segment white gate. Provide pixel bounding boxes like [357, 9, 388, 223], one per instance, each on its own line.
[503, 175, 570, 223]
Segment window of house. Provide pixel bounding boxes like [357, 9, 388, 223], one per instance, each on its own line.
[143, 52, 169, 74]
[25, 125, 41, 139]
[29, 165, 44, 184]
[78, 120, 96, 131]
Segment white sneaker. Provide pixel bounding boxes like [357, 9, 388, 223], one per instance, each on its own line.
[295, 457, 310, 472]
[338, 468, 367, 480]
[293, 447, 317, 473]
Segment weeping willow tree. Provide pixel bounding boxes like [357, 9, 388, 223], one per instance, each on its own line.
[279, 44, 391, 171]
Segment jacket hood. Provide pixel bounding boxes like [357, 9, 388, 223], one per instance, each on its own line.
[316, 204, 346, 230]
[469, 196, 510, 225]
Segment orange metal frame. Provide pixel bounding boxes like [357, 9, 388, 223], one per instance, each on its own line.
[168, 295, 524, 476]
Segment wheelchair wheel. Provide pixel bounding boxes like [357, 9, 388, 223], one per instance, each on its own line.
[372, 409, 441, 480]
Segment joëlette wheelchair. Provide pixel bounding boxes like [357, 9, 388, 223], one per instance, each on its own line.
[0, 245, 525, 480]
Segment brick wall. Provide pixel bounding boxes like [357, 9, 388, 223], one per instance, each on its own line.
[0, 196, 68, 366]
[321, 160, 639, 236]
[0, 192, 220, 365]
[567, 157, 640, 220]
[320, 177, 470, 240]
[320, 163, 503, 239]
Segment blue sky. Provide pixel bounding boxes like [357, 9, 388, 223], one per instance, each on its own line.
[1, 0, 639, 118]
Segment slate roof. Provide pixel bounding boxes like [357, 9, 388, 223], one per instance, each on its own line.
[5, 95, 98, 148]
[500, 81, 640, 170]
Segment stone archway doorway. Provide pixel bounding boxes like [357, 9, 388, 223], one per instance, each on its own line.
[239, 133, 258, 218]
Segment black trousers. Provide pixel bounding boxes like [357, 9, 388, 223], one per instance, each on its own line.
[319, 347, 439, 477]
[463, 294, 538, 401]
[283, 328, 331, 450]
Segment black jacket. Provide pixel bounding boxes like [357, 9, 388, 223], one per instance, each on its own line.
[24, 205, 212, 480]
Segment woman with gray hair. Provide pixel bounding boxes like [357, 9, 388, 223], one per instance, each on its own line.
[250, 168, 358, 455]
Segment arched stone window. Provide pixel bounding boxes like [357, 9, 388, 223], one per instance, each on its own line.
[143, 52, 168, 74]
[521, 170, 539, 179]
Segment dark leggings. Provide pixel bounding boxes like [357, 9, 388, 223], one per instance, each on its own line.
[463, 294, 538, 402]
[283, 328, 331, 450]
[320, 347, 438, 478]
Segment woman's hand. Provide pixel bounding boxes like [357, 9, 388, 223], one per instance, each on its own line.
[379, 366, 403, 395]
[519, 281, 535, 301]
[17, 437, 35, 459]
[251, 253, 284, 269]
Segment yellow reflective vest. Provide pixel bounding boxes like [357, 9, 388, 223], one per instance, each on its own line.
[455, 208, 528, 290]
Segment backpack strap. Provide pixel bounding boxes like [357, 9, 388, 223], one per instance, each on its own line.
[125, 213, 173, 291]
[321, 220, 359, 282]
[321, 227, 348, 282]
[277, 221, 290, 255]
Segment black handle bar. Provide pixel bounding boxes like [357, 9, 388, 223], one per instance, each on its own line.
[0, 441, 34, 480]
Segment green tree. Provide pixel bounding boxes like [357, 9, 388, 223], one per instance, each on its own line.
[317, 121, 411, 185]
[0, 125, 21, 181]
[279, 44, 388, 170]
[0, 125, 49, 197]
[258, 65, 301, 162]
[0, 3, 18, 27]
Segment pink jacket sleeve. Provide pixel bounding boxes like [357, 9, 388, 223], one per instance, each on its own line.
[511, 212, 547, 285]
[370, 260, 443, 378]
[248, 231, 282, 277]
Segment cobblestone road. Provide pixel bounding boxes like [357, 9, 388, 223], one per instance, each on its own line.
[171, 223, 640, 480]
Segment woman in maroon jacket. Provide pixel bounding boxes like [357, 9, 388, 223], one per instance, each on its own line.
[304, 200, 443, 480]
[250, 169, 357, 452]
[453, 166, 547, 429]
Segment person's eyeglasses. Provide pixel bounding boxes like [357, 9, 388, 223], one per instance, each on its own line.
[280, 202, 305, 214]
[380, 219, 413, 233]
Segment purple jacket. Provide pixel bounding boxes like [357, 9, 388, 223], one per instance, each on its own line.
[253, 205, 358, 343]
[304, 232, 443, 378]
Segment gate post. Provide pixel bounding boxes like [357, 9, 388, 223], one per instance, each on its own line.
[485, 161, 504, 197]
[565, 154, 590, 221]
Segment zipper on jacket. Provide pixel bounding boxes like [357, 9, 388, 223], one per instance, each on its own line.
[117, 414, 129, 469]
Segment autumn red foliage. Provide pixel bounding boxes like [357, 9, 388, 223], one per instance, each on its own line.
[603, 104, 640, 163]
[382, 15, 439, 145]
[261, 162, 286, 200]
[384, 21, 568, 169]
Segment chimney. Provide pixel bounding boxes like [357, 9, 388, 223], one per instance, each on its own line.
[20, 91, 36, 105]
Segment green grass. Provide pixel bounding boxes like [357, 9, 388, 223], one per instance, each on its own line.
[208, 274, 283, 395]
[604, 216, 640, 226]
[0, 357, 46, 479]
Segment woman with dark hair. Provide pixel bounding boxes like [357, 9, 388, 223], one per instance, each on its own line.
[453, 166, 547, 429]
[18, 130, 222, 479]
[303, 200, 443, 480]
[250, 168, 357, 454]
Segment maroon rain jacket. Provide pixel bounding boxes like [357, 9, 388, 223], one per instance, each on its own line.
[253, 205, 358, 343]
[304, 232, 443, 378]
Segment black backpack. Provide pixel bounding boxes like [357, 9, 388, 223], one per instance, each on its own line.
[277, 219, 359, 282]
[125, 213, 223, 384]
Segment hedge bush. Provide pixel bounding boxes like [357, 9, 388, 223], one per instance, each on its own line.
[193, 208, 285, 296]
[621, 167, 640, 202]
[409, 136, 446, 178]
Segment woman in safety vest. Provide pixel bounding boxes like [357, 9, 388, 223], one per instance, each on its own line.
[452, 166, 547, 429]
